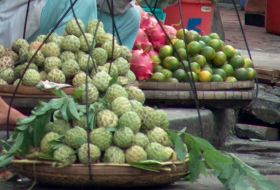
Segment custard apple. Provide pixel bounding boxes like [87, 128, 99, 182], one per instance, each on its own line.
[120, 45, 132, 62]
[105, 84, 128, 102]
[78, 143, 101, 164]
[130, 100, 144, 117]
[112, 57, 130, 75]
[27, 49, 45, 67]
[76, 83, 99, 104]
[125, 145, 147, 163]
[103, 146, 125, 164]
[46, 119, 70, 135]
[36, 35, 47, 42]
[47, 69, 66, 83]
[66, 19, 85, 37]
[92, 71, 111, 92]
[147, 127, 172, 146]
[118, 111, 141, 133]
[14, 62, 38, 78]
[72, 71, 92, 87]
[40, 132, 60, 153]
[153, 110, 170, 130]
[133, 132, 150, 148]
[111, 97, 131, 116]
[64, 126, 87, 149]
[44, 56, 62, 72]
[42, 42, 61, 57]
[0, 56, 14, 71]
[12, 39, 29, 53]
[0, 68, 15, 84]
[87, 20, 105, 35]
[47, 33, 63, 45]
[101, 41, 121, 59]
[113, 127, 134, 149]
[60, 51, 76, 62]
[126, 86, 145, 104]
[90, 127, 112, 151]
[116, 76, 129, 86]
[96, 109, 118, 128]
[126, 70, 136, 84]
[22, 69, 41, 86]
[0, 44, 5, 57]
[61, 59, 80, 78]
[77, 53, 94, 72]
[146, 142, 170, 162]
[61, 35, 80, 52]
[53, 145, 76, 166]
[79, 33, 95, 53]
[92, 47, 107, 66]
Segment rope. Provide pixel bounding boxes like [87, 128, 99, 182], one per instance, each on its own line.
[23, 0, 32, 39]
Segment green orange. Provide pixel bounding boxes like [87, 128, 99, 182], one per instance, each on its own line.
[230, 55, 245, 69]
[175, 48, 187, 60]
[187, 41, 201, 56]
[201, 46, 216, 61]
[222, 45, 236, 59]
[161, 69, 173, 79]
[167, 77, 179, 83]
[247, 68, 257, 80]
[213, 68, 227, 80]
[211, 74, 224, 82]
[213, 51, 227, 67]
[186, 30, 200, 43]
[208, 39, 222, 51]
[190, 62, 201, 74]
[244, 57, 254, 68]
[222, 63, 235, 77]
[174, 39, 186, 50]
[176, 29, 188, 40]
[201, 35, 211, 44]
[173, 69, 188, 82]
[191, 54, 207, 67]
[202, 65, 213, 74]
[159, 45, 173, 59]
[209, 33, 220, 39]
[151, 72, 166, 81]
[225, 76, 237, 82]
[154, 65, 163, 72]
[187, 71, 198, 82]
[235, 68, 249, 81]
[162, 56, 180, 71]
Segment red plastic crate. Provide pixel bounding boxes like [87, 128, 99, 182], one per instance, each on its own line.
[164, 0, 215, 35]
[266, 0, 280, 35]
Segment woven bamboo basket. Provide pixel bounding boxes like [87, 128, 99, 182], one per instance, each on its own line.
[12, 159, 189, 187]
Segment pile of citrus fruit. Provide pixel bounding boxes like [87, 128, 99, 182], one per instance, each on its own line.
[150, 29, 256, 83]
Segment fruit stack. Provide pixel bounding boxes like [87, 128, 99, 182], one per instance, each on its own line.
[34, 83, 181, 166]
[0, 19, 134, 87]
[132, 11, 257, 83]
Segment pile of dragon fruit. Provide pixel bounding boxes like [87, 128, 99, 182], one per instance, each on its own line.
[131, 11, 177, 81]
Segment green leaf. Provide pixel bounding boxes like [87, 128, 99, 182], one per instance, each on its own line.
[73, 88, 83, 99]
[129, 164, 160, 172]
[49, 98, 65, 110]
[52, 89, 67, 98]
[32, 112, 51, 147]
[16, 115, 36, 125]
[7, 132, 24, 155]
[0, 156, 14, 167]
[60, 99, 69, 121]
[109, 75, 118, 86]
[15, 125, 29, 132]
[68, 98, 80, 121]
[168, 130, 187, 161]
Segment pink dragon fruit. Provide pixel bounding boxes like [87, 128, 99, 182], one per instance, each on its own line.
[148, 49, 161, 66]
[147, 24, 167, 50]
[130, 49, 153, 81]
[163, 25, 177, 39]
[134, 28, 152, 50]
[140, 12, 158, 31]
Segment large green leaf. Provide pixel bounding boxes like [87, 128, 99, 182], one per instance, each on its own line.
[32, 111, 51, 147]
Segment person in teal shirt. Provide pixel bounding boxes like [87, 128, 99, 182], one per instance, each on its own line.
[0, 0, 141, 49]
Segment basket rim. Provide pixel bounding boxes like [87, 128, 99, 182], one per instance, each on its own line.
[12, 158, 189, 167]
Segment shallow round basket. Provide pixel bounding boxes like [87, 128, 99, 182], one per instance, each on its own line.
[12, 159, 189, 187]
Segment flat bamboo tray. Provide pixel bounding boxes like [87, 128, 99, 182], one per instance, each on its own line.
[12, 159, 189, 187]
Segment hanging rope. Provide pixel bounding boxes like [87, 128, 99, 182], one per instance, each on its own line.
[23, 0, 32, 39]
